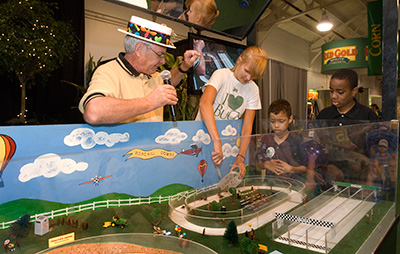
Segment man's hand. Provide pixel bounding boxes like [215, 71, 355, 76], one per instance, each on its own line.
[181, 50, 201, 71]
[146, 84, 178, 108]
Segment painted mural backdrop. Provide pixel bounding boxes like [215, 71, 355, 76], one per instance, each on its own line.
[0, 120, 243, 204]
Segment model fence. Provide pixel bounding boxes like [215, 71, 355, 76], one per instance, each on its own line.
[0, 188, 201, 230]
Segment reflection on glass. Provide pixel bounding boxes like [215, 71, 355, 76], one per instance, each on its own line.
[256, 120, 399, 252]
[117, 0, 148, 9]
[106, 0, 273, 40]
[179, 0, 219, 28]
[188, 33, 246, 94]
[150, 0, 185, 18]
[252, 120, 398, 202]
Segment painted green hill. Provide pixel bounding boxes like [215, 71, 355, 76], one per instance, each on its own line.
[0, 183, 194, 223]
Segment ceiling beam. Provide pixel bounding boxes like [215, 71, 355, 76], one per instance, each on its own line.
[258, 0, 345, 28]
[310, 12, 366, 50]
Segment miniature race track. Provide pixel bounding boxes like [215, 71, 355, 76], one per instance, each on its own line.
[169, 185, 304, 235]
[274, 195, 376, 253]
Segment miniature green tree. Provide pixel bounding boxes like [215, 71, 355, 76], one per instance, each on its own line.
[224, 220, 238, 246]
[9, 213, 31, 237]
[240, 237, 258, 254]
[150, 207, 164, 226]
[229, 187, 237, 204]
[0, 0, 77, 123]
[210, 200, 222, 218]
[267, 178, 276, 194]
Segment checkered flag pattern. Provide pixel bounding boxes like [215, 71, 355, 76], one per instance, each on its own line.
[278, 236, 329, 251]
[274, 212, 334, 228]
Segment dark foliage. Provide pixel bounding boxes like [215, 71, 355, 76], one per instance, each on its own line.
[9, 213, 31, 237]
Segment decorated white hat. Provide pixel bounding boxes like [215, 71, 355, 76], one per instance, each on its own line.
[118, 15, 176, 49]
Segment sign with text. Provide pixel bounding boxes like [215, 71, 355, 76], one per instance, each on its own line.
[307, 90, 319, 101]
[48, 232, 75, 248]
[367, 0, 382, 76]
[321, 38, 368, 73]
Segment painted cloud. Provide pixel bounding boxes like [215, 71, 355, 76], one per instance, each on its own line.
[18, 153, 88, 182]
[221, 125, 237, 136]
[192, 129, 211, 145]
[64, 128, 129, 149]
[155, 128, 188, 144]
[222, 143, 239, 159]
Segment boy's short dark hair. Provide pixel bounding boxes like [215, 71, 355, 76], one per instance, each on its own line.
[268, 99, 292, 118]
[331, 69, 358, 89]
[371, 103, 379, 110]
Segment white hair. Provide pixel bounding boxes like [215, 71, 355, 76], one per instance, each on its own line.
[123, 36, 154, 53]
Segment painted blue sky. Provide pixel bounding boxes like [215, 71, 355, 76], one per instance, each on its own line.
[0, 120, 243, 204]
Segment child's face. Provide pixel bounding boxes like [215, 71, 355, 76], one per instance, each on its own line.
[378, 145, 389, 153]
[269, 111, 293, 136]
[234, 60, 253, 84]
[329, 78, 358, 111]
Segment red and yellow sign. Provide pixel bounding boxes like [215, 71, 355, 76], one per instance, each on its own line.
[48, 232, 75, 248]
[307, 90, 319, 101]
[321, 38, 368, 73]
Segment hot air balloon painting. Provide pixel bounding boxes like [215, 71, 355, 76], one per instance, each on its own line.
[198, 159, 207, 182]
[0, 134, 16, 188]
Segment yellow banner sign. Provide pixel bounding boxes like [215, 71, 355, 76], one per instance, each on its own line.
[125, 148, 177, 160]
[48, 232, 75, 248]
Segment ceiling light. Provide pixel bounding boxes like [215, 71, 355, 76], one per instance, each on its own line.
[317, 11, 333, 32]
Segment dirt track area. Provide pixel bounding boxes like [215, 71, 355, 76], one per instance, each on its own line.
[46, 242, 181, 254]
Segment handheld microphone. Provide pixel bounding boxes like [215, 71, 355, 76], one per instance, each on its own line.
[160, 70, 177, 122]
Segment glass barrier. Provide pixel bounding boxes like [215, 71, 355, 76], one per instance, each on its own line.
[0, 120, 397, 253]
[260, 120, 398, 253]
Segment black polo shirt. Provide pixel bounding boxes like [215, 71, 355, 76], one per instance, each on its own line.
[316, 99, 380, 126]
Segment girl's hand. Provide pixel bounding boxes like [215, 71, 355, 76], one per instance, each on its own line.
[231, 155, 246, 179]
[212, 140, 223, 165]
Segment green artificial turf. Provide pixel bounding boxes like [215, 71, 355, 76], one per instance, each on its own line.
[0, 198, 394, 254]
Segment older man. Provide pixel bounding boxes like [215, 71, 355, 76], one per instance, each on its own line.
[79, 15, 200, 124]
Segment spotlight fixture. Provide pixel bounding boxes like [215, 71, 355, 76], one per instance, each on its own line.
[317, 11, 333, 32]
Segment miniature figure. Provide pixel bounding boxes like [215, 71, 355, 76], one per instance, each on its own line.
[221, 206, 227, 215]
[153, 226, 167, 235]
[371, 139, 396, 189]
[103, 212, 128, 229]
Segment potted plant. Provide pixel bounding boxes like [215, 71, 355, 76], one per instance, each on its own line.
[158, 52, 200, 121]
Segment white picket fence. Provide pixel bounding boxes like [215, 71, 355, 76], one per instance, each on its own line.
[0, 183, 219, 230]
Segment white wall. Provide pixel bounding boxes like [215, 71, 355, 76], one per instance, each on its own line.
[257, 27, 333, 91]
[258, 28, 310, 70]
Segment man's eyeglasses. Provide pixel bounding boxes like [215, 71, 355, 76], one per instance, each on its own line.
[148, 47, 166, 59]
